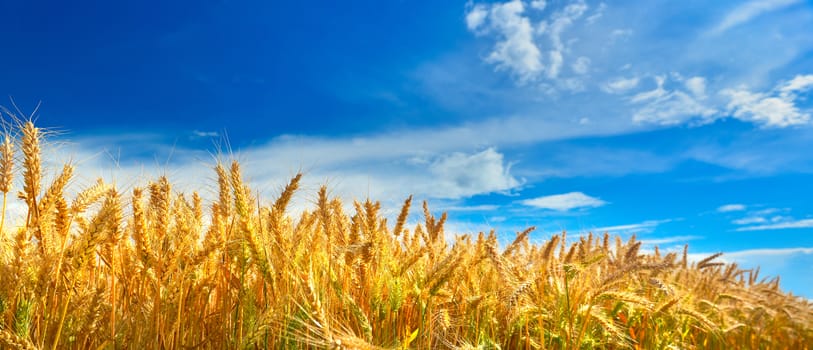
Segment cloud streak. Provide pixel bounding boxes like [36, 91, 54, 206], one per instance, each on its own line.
[717, 204, 746, 212]
[736, 218, 813, 231]
[520, 192, 607, 211]
[710, 0, 801, 35]
[589, 219, 673, 235]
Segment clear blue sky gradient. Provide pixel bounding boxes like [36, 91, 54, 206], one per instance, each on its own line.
[2, 0, 812, 297]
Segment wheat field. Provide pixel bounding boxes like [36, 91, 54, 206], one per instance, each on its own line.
[0, 120, 811, 349]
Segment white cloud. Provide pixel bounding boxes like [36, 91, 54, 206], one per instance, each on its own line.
[717, 203, 747, 212]
[558, 77, 586, 92]
[466, 4, 489, 31]
[779, 75, 813, 94]
[724, 247, 813, 258]
[428, 148, 520, 198]
[630, 76, 667, 103]
[438, 204, 501, 212]
[732, 217, 767, 225]
[722, 85, 810, 127]
[546, 0, 588, 78]
[686, 247, 813, 265]
[633, 91, 717, 125]
[736, 218, 813, 231]
[710, 0, 801, 35]
[610, 29, 633, 39]
[529, 0, 547, 11]
[753, 208, 783, 216]
[639, 235, 701, 246]
[740, 84, 810, 124]
[585, 2, 606, 24]
[466, 0, 591, 83]
[547, 50, 564, 79]
[630, 76, 717, 125]
[46, 113, 623, 216]
[192, 130, 219, 138]
[571, 56, 590, 75]
[589, 219, 672, 235]
[602, 77, 639, 94]
[520, 192, 607, 211]
[466, 0, 544, 82]
[685, 76, 707, 98]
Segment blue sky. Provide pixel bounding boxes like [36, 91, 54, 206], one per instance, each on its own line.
[2, 0, 813, 297]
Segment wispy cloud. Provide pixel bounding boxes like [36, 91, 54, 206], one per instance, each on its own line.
[639, 235, 701, 246]
[465, 0, 590, 83]
[724, 247, 813, 258]
[685, 126, 813, 175]
[602, 76, 639, 94]
[544, 1, 588, 79]
[192, 130, 219, 138]
[686, 247, 813, 266]
[722, 74, 813, 128]
[736, 218, 813, 231]
[717, 204, 747, 212]
[520, 192, 606, 211]
[467, 0, 544, 82]
[590, 219, 672, 235]
[710, 0, 801, 35]
[437, 204, 501, 212]
[631, 76, 717, 126]
[732, 216, 768, 225]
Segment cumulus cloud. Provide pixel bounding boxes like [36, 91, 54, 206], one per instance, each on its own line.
[465, 0, 590, 82]
[466, 0, 544, 82]
[710, 0, 801, 34]
[520, 191, 606, 211]
[722, 74, 813, 128]
[428, 148, 520, 198]
[717, 203, 747, 212]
